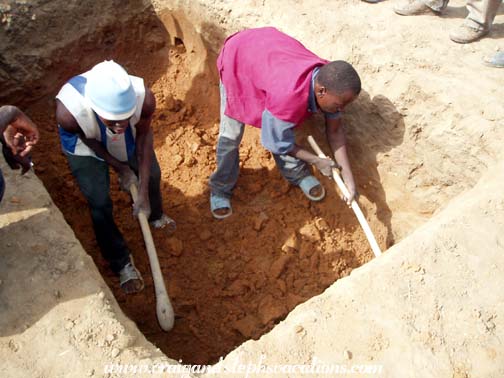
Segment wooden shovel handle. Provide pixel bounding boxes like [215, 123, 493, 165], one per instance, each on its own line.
[307, 136, 382, 257]
[130, 185, 175, 331]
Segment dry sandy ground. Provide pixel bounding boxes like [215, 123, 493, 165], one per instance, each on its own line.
[1, 0, 504, 377]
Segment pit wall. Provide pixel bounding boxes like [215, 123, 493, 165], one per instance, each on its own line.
[1, 0, 504, 377]
[0, 0, 156, 105]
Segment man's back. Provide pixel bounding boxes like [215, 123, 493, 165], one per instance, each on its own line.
[217, 27, 327, 127]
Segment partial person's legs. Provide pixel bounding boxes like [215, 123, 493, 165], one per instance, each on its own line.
[209, 116, 245, 197]
[424, 0, 449, 11]
[208, 82, 245, 218]
[394, 0, 448, 16]
[273, 153, 325, 201]
[450, 0, 502, 43]
[483, 50, 504, 67]
[66, 154, 143, 293]
[128, 151, 176, 231]
[467, 0, 502, 29]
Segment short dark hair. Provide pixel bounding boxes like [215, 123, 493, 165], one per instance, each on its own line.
[316, 61, 361, 95]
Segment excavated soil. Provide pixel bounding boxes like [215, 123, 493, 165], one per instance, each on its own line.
[23, 14, 393, 364]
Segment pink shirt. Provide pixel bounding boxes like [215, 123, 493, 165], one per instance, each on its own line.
[217, 27, 328, 128]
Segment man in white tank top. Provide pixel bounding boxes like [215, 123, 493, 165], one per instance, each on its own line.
[56, 61, 175, 294]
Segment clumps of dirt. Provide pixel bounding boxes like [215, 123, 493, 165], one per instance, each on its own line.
[28, 38, 387, 364]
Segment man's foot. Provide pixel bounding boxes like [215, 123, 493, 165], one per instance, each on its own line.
[483, 51, 504, 68]
[210, 193, 232, 219]
[309, 185, 324, 198]
[298, 175, 326, 201]
[119, 261, 144, 294]
[394, 0, 437, 16]
[449, 24, 489, 44]
[150, 213, 176, 233]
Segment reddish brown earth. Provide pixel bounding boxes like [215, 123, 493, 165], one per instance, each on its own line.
[25, 36, 388, 365]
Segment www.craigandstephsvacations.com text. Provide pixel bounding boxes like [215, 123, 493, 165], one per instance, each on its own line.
[104, 355, 383, 377]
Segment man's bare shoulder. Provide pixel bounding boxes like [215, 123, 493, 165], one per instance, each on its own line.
[55, 99, 81, 134]
[140, 87, 156, 120]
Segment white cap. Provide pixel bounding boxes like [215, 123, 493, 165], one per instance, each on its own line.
[85, 60, 137, 120]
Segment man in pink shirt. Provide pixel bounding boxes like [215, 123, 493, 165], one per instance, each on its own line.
[209, 27, 361, 219]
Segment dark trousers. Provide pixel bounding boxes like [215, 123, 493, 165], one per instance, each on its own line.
[66, 152, 163, 273]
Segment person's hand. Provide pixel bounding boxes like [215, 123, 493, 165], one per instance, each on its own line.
[133, 191, 151, 220]
[2, 142, 32, 174]
[2, 117, 39, 157]
[117, 165, 138, 192]
[342, 186, 359, 206]
[341, 170, 358, 206]
[314, 157, 337, 177]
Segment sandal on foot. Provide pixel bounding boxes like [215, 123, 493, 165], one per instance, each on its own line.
[210, 193, 232, 219]
[298, 175, 326, 201]
[119, 261, 144, 294]
[483, 51, 504, 68]
[150, 213, 177, 233]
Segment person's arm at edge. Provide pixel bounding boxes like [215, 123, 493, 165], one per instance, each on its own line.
[0, 105, 39, 156]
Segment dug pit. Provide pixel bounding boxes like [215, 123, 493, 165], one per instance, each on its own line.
[12, 8, 414, 366]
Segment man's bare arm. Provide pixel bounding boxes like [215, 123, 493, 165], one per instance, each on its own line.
[326, 117, 356, 204]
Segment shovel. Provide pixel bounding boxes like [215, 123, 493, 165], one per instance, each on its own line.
[307, 136, 382, 258]
[130, 184, 175, 331]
